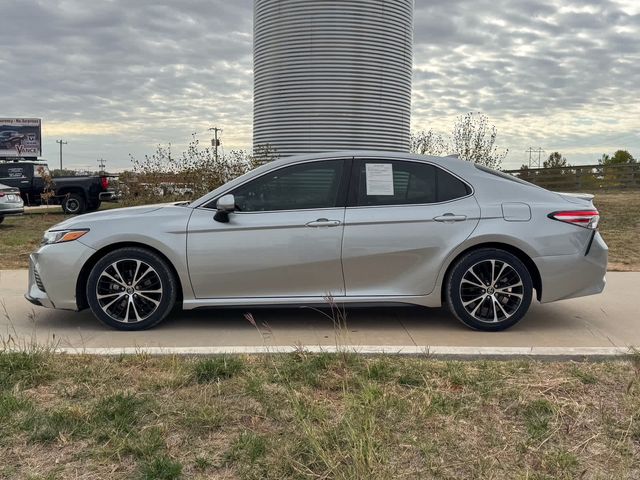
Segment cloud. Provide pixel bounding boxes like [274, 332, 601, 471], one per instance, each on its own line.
[411, 0, 640, 165]
[0, 0, 638, 169]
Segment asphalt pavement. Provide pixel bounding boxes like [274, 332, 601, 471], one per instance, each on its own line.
[1, 269, 639, 357]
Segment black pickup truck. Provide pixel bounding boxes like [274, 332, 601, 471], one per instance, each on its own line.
[0, 161, 118, 214]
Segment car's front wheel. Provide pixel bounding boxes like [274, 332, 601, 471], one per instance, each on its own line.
[446, 248, 533, 331]
[86, 247, 177, 330]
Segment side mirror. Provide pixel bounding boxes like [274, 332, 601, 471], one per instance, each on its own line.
[214, 194, 235, 223]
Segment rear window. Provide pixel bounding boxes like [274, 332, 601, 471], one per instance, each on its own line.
[475, 164, 534, 187]
[354, 160, 471, 207]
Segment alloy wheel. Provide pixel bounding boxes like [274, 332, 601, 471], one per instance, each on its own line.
[96, 259, 163, 323]
[459, 259, 523, 323]
[66, 199, 80, 213]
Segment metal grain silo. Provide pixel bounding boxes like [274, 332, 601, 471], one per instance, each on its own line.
[253, 0, 413, 157]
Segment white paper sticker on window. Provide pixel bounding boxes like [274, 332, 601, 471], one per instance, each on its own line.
[365, 163, 394, 196]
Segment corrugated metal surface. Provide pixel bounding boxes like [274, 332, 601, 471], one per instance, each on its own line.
[253, 0, 414, 157]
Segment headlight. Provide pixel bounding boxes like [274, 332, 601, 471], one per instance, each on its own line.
[41, 229, 89, 245]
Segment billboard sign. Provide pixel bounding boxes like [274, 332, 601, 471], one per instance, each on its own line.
[0, 118, 42, 158]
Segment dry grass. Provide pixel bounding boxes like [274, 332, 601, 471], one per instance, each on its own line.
[0, 204, 120, 269]
[0, 210, 69, 269]
[0, 352, 639, 479]
[0, 192, 638, 270]
[594, 192, 640, 270]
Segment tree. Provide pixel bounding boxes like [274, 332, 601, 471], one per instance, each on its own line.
[126, 136, 267, 204]
[450, 112, 507, 169]
[411, 112, 508, 169]
[410, 129, 447, 156]
[50, 168, 78, 177]
[599, 150, 636, 165]
[543, 152, 569, 168]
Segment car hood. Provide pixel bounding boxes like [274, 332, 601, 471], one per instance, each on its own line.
[49, 202, 189, 230]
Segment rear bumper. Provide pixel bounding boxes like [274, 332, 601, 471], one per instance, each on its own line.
[534, 231, 608, 303]
[0, 207, 24, 215]
[99, 190, 121, 202]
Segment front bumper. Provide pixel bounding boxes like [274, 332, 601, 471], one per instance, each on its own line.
[26, 241, 96, 311]
[534, 231, 608, 303]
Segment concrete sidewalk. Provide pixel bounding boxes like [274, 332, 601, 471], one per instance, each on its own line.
[1, 269, 639, 356]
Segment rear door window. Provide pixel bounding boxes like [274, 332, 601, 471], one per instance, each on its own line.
[352, 159, 470, 206]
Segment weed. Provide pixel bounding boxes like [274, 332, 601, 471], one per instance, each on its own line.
[23, 406, 89, 443]
[428, 392, 463, 416]
[0, 392, 29, 420]
[365, 358, 397, 382]
[274, 352, 335, 387]
[569, 366, 598, 384]
[398, 367, 425, 387]
[522, 398, 555, 439]
[544, 449, 580, 477]
[139, 455, 183, 480]
[182, 403, 225, 431]
[192, 356, 244, 383]
[93, 392, 150, 435]
[122, 427, 167, 459]
[193, 456, 212, 471]
[0, 351, 49, 390]
[226, 431, 267, 464]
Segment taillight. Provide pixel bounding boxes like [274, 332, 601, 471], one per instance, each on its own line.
[0, 192, 5, 197]
[101, 177, 109, 190]
[548, 210, 599, 229]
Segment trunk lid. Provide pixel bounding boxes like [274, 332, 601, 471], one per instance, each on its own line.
[554, 191, 595, 207]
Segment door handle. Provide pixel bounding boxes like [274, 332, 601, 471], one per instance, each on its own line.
[306, 218, 341, 227]
[434, 213, 467, 222]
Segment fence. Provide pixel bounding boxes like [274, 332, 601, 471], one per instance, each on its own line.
[503, 163, 640, 192]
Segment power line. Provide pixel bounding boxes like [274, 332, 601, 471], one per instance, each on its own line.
[97, 158, 106, 173]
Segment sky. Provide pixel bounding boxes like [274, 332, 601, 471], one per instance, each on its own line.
[1, 0, 639, 171]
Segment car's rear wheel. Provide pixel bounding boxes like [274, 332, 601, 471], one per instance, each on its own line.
[0, 216, 4, 224]
[86, 247, 177, 330]
[446, 248, 533, 331]
[62, 193, 86, 215]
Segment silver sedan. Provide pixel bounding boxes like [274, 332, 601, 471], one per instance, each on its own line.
[0, 182, 24, 223]
[26, 151, 607, 331]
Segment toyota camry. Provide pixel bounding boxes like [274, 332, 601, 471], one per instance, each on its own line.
[26, 151, 607, 331]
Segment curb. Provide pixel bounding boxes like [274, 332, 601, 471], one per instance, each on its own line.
[16, 345, 634, 360]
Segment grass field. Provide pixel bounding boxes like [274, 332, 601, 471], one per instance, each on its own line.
[594, 192, 640, 270]
[1, 192, 638, 270]
[0, 351, 639, 479]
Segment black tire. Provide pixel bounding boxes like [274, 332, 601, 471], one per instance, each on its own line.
[0, 216, 4, 224]
[62, 193, 86, 215]
[86, 247, 178, 330]
[86, 200, 101, 212]
[446, 248, 533, 331]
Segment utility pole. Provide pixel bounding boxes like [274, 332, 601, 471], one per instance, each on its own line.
[526, 147, 545, 168]
[56, 139, 68, 170]
[209, 127, 222, 161]
[97, 158, 106, 173]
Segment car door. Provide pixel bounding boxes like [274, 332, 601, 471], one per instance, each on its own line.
[342, 157, 480, 297]
[187, 158, 351, 299]
[0, 163, 29, 194]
